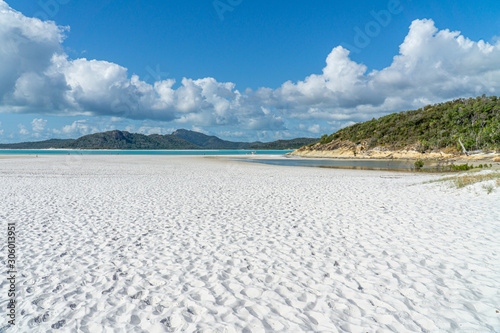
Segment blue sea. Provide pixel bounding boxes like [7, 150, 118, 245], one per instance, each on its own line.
[0, 149, 292, 156]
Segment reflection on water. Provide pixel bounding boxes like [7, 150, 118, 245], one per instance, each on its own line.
[232, 157, 433, 171]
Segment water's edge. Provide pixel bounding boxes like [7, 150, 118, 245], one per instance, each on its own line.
[0, 149, 293, 156]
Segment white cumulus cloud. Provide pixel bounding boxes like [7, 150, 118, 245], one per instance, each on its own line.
[263, 19, 500, 123]
[60, 120, 98, 136]
[31, 118, 47, 132]
[0, 0, 499, 137]
[18, 124, 29, 135]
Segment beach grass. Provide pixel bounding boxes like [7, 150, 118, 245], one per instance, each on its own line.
[425, 170, 500, 191]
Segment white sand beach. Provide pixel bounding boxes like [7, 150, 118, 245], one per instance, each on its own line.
[1, 155, 499, 332]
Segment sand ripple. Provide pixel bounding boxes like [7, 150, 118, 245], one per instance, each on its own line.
[0, 155, 499, 332]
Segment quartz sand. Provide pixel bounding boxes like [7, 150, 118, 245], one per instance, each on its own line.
[0, 155, 499, 332]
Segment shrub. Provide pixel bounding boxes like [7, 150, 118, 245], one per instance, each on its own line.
[447, 163, 474, 171]
[414, 160, 425, 170]
[319, 134, 333, 145]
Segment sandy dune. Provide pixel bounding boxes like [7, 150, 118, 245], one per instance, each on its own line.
[0, 155, 499, 332]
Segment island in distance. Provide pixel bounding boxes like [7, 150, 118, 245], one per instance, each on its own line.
[0, 129, 319, 150]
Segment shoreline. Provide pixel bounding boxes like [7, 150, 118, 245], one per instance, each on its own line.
[3, 153, 500, 171]
[289, 148, 500, 164]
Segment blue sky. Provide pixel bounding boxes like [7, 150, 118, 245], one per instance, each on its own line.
[1, 0, 500, 143]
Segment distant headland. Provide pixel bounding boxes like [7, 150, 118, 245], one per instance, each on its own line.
[0, 129, 318, 150]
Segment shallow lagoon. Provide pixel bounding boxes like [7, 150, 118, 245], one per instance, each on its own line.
[231, 157, 438, 171]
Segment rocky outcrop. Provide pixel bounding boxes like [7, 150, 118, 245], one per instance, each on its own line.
[291, 139, 499, 161]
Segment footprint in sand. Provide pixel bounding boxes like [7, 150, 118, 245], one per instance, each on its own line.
[160, 314, 184, 330]
[242, 287, 262, 298]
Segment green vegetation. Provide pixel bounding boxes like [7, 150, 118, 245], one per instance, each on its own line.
[424, 162, 489, 173]
[414, 160, 424, 170]
[0, 139, 74, 149]
[319, 134, 334, 145]
[316, 95, 500, 152]
[477, 163, 493, 168]
[172, 129, 248, 149]
[66, 131, 201, 149]
[447, 163, 474, 171]
[248, 138, 319, 150]
[173, 129, 318, 149]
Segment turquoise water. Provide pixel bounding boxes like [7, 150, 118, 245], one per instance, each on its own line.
[0, 149, 292, 155]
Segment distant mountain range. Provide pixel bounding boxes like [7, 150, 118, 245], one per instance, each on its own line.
[0, 129, 319, 150]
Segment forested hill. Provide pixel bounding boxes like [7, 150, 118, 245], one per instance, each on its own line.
[0, 129, 319, 150]
[0, 139, 74, 149]
[172, 129, 251, 149]
[172, 129, 318, 150]
[304, 96, 500, 153]
[65, 131, 200, 149]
